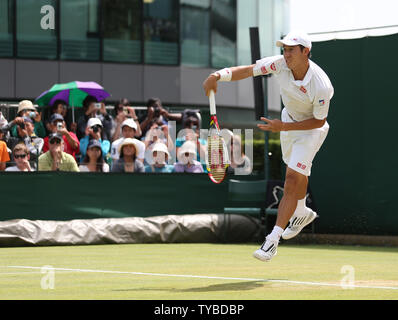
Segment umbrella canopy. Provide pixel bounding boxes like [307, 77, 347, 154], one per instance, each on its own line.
[35, 81, 110, 108]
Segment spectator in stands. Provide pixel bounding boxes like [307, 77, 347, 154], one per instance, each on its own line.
[1, 116, 44, 169]
[11, 100, 46, 138]
[111, 119, 145, 164]
[176, 115, 207, 170]
[139, 98, 181, 137]
[143, 122, 174, 165]
[79, 117, 110, 163]
[225, 131, 252, 175]
[43, 114, 79, 160]
[76, 96, 112, 141]
[145, 142, 174, 173]
[38, 133, 79, 172]
[111, 98, 142, 141]
[5, 143, 34, 172]
[174, 141, 204, 173]
[0, 128, 10, 171]
[79, 139, 109, 172]
[111, 138, 145, 173]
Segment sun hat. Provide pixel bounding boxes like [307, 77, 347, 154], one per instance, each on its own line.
[276, 30, 312, 50]
[151, 142, 170, 158]
[118, 138, 139, 155]
[177, 141, 196, 160]
[17, 100, 36, 114]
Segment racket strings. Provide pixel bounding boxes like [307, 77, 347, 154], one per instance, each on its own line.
[207, 135, 228, 183]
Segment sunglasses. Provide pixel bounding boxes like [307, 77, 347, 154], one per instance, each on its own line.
[14, 154, 27, 159]
[49, 139, 62, 144]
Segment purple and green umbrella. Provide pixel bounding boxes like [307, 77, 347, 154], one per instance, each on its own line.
[35, 81, 111, 122]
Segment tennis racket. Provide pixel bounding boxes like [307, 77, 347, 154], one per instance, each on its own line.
[206, 90, 229, 184]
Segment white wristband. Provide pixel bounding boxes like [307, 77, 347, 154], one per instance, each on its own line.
[215, 68, 232, 82]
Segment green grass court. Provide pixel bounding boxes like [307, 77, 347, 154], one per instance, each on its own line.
[1, 243, 397, 300]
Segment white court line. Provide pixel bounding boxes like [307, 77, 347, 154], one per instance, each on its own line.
[7, 265, 398, 291]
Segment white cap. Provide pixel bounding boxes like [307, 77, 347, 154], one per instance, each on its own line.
[87, 117, 103, 128]
[276, 31, 312, 50]
[121, 118, 137, 131]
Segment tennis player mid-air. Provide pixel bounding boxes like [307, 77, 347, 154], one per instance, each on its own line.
[203, 31, 334, 262]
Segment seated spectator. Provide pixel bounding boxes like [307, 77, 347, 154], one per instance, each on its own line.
[0, 129, 10, 171]
[226, 132, 252, 175]
[143, 122, 174, 165]
[5, 143, 34, 172]
[139, 98, 182, 137]
[76, 96, 113, 141]
[111, 119, 145, 164]
[111, 138, 145, 173]
[145, 142, 174, 173]
[11, 100, 46, 138]
[79, 139, 109, 172]
[45, 100, 76, 134]
[79, 118, 110, 163]
[111, 99, 142, 141]
[38, 133, 79, 172]
[43, 114, 79, 160]
[176, 115, 207, 171]
[1, 116, 44, 169]
[174, 141, 204, 173]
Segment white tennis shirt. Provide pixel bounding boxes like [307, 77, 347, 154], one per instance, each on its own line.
[253, 55, 334, 122]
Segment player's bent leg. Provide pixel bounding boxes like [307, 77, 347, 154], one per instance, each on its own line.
[253, 168, 308, 262]
[281, 168, 318, 240]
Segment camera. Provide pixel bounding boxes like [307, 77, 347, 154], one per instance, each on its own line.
[28, 111, 36, 119]
[57, 122, 63, 131]
[18, 123, 25, 130]
[94, 103, 102, 109]
[92, 125, 100, 133]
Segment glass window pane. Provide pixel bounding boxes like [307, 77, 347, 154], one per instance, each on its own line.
[144, 0, 179, 65]
[60, 0, 100, 61]
[180, 1, 210, 67]
[103, 0, 142, 63]
[0, 0, 13, 57]
[211, 0, 237, 68]
[16, 0, 57, 59]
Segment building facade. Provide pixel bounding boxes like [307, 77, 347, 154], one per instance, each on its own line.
[0, 0, 288, 126]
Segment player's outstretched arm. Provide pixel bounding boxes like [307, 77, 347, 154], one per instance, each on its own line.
[203, 64, 256, 96]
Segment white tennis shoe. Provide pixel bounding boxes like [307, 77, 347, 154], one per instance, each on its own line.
[282, 208, 318, 240]
[253, 236, 278, 262]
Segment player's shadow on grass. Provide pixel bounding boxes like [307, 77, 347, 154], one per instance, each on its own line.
[113, 281, 266, 293]
[179, 281, 265, 292]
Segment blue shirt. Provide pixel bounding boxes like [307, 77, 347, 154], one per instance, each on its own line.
[144, 164, 175, 173]
[79, 136, 110, 162]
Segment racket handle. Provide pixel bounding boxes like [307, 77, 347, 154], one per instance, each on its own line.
[209, 90, 216, 115]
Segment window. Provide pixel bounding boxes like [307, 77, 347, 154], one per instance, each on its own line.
[103, 0, 142, 63]
[211, 0, 236, 68]
[60, 0, 100, 61]
[143, 0, 179, 65]
[16, 0, 57, 59]
[180, 0, 210, 67]
[0, 0, 13, 57]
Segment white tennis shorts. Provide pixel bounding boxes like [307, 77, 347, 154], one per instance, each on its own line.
[280, 108, 329, 176]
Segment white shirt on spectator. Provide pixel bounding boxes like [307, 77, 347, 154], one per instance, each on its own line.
[79, 163, 110, 172]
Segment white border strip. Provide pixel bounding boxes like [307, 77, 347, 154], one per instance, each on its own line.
[7, 266, 398, 290]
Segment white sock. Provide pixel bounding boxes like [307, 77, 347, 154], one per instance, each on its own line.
[267, 226, 284, 242]
[294, 196, 307, 217]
